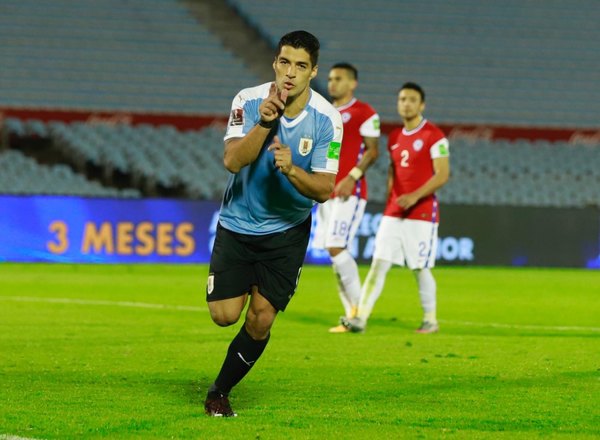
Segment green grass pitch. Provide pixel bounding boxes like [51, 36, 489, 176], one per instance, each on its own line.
[0, 264, 598, 439]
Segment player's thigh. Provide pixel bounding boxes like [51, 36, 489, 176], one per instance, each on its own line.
[372, 216, 406, 266]
[401, 219, 438, 269]
[323, 196, 366, 249]
[254, 216, 311, 312]
[206, 223, 257, 307]
[207, 295, 248, 326]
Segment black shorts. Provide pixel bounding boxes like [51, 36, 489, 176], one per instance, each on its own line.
[206, 215, 311, 311]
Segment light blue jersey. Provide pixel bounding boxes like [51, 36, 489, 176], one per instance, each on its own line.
[220, 82, 343, 235]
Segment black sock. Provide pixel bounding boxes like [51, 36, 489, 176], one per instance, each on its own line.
[212, 325, 270, 395]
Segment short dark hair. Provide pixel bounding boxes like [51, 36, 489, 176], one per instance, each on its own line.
[400, 82, 425, 102]
[277, 30, 320, 67]
[331, 62, 358, 80]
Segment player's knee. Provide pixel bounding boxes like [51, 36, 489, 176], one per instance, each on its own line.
[209, 306, 241, 327]
[372, 258, 392, 274]
[327, 247, 344, 258]
[211, 313, 239, 327]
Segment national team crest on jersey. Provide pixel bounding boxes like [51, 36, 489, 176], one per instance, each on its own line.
[413, 139, 424, 151]
[299, 137, 313, 156]
[229, 109, 244, 126]
[342, 112, 351, 123]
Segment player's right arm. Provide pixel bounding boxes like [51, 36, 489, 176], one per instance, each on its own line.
[386, 163, 394, 200]
[224, 83, 287, 173]
[385, 129, 397, 201]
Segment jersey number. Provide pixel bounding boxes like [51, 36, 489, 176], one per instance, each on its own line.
[418, 241, 428, 257]
[332, 220, 349, 237]
[400, 150, 409, 167]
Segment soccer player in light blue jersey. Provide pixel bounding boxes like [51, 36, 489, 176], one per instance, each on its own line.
[204, 30, 343, 417]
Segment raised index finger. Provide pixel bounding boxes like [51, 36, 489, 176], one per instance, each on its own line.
[280, 89, 288, 104]
[268, 82, 277, 98]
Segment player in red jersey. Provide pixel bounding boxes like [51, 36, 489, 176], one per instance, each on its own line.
[313, 63, 380, 333]
[345, 82, 450, 334]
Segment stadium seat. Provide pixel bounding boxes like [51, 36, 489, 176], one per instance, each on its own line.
[0, 0, 260, 114]
[0, 148, 141, 198]
[228, 0, 600, 126]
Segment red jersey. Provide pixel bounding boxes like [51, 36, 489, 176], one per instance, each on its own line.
[384, 119, 450, 222]
[335, 98, 380, 200]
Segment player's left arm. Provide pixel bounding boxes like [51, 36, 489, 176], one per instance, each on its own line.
[356, 136, 380, 172]
[397, 157, 450, 210]
[335, 136, 379, 198]
[268, 136, 335, 202]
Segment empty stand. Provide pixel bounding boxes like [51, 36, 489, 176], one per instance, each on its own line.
[3, 118, 229, 199]
[229, 0, 600, 126]
[354, 134, 600, 208]
[4, 118, 598, 207]
[436, 138, 600, 208]
[0, 148, 140, 198]
[0, 0, 260, 114]
[2, 1, 598, 127]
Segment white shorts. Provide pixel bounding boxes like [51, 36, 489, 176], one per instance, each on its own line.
[313, 196, 367, 249]
[373, 215, 438, 269]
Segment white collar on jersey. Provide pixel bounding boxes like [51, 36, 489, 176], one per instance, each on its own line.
[280, 110, 309, 128]
[402, 118, 427, 135]
[335, 97, 357, 111]
[279, 89, 313, 128]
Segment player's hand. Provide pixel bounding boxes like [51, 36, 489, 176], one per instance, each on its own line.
[334, 176, 355, 200]
[259, 82, 288, 123]
[396, 193, 419, 209]
[268, 136, 295, 176]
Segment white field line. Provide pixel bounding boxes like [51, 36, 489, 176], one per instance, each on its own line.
[0, 435, 45, 440]
[0, 295, 206, 313]
[438, 319, 600, 333]
[1, 296, 598, 333]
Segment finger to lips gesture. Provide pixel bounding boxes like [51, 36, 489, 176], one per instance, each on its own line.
[259, 83, 288, 122]
[267, 135, 294, 176]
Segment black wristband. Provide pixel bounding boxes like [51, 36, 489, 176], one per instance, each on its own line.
[258, 119, 277, 129]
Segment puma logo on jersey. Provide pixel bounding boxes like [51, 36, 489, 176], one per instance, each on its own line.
[391, 143, 401, 150]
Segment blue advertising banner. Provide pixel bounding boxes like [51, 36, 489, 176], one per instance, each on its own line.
[0, 195, 339, 264]
[0, 196, 402, 265]
[0, 196, 219, 263]
[1, 196, 598, 267]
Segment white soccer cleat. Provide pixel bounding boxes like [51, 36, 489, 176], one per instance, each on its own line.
[415, 321, 439, 334]
[341, 316, 366, 333]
